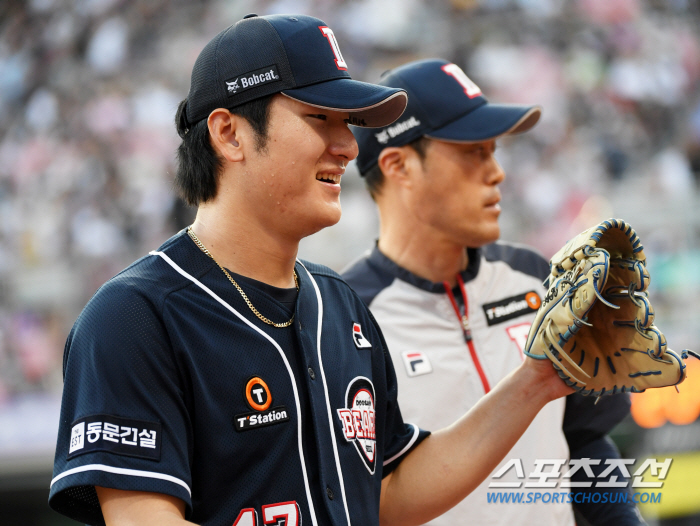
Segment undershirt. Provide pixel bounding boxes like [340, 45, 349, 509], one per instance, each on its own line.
[228, 270, 299, 311]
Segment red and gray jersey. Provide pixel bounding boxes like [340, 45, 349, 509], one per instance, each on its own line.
[343, 242, 635, 526]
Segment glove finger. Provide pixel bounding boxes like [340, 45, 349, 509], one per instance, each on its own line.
[544, 319, 591, 380]
[619, 324, 667, 358]
[542, 338, 589, 386]
[626, 347, 687, 390]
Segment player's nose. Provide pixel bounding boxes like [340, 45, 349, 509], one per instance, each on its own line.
[488, 156, 506, 185]
[328, 122, 359, 162]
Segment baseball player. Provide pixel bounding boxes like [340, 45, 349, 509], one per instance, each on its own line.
[344, 59, 643, 526]
[49, 16, 572, 526]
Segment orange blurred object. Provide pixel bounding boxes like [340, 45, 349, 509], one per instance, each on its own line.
[631, 359, 700, 428]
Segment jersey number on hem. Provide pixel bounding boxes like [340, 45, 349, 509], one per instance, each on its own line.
[233, 501, 300, 526]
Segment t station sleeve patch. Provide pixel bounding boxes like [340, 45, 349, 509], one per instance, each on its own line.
[67, 415, 161, 461]
[234, 406, 290, 432]
[236, 376, 290, 432]
[337, 377, 376, 474]
[245, 377, 272, 412]
[482, 291, 541, 326]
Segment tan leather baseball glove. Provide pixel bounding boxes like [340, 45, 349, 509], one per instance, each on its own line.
[524, 219, 698, 396]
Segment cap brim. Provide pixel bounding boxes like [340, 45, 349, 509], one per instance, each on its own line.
[425, 103, 541, 142]
[281, 78, 407, 128]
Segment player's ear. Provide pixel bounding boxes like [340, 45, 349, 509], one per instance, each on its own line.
[378, 147, 411, 188]
[207, 109, 246, 163]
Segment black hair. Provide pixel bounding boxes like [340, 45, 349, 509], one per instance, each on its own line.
[174, 95, 273, 206]
[363, 136, 430, 200]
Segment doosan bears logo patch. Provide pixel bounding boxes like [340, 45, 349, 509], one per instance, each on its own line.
[337, 377, 376, 473]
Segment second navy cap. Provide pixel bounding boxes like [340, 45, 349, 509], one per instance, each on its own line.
[354, 59, 541, 175]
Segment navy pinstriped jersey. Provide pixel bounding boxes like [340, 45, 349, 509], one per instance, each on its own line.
[49, 230, 428, 526]
[343, 242, 636, 526]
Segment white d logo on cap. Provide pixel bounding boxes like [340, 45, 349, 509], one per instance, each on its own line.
[442, 63, 482, 98]
[319, 26, 348, 70]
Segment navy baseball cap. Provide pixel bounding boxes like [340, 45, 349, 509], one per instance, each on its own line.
[354, 59, 542, 175]
[178, 14, 407, 134]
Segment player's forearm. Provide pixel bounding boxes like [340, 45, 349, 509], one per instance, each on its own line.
[96, 486, 195, 526]
[379, 359, 569, 526]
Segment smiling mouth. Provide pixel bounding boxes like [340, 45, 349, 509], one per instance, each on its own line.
[316, 174, 342, 184]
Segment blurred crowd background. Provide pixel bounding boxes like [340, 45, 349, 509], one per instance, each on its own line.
[1, 0, 699, 524]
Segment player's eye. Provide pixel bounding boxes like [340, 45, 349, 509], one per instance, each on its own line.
[308, 114, 327, 121]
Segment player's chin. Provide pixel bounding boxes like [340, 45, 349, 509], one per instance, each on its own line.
[302, 202, 342, 236]
[482, 213, 501, 235]
[322, 205, 342, 228]
[473, 220, 501, 247]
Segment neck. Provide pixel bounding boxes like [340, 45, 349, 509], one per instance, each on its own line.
[377, 208, 468, 287]
[190, 202, 299, 289]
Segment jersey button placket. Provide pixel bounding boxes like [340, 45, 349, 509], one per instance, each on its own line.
[308, 367, 316, 380]
[326, 486, 334, 500]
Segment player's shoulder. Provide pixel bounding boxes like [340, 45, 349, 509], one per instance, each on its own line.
[298, 258, 358, 295]
[65, 232, 204, 375]
[298, 259, 344, 281]
[298, 258, 381, 313]
[341, 248, 398, 306]
[79, 231, 212, 322]
[481, 240, 550, 281]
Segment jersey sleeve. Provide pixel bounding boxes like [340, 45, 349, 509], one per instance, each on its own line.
[563, 392, 630, 453]
[370, 311, 430, 478]
[563, 393, 641, 524]
[49, 278, 193, 525]
[568, 436, 643, 526]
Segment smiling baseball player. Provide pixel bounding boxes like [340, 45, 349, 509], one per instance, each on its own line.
[49, 15, 573, 526]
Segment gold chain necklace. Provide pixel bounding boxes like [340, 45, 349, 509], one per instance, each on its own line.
[187, 227, 298, 328]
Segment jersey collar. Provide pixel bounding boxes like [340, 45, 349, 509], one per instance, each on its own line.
[367, 244, 482, 293]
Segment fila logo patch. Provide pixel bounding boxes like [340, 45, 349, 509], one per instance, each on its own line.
[235, 376, 289, 432]
[401, 351, 433, 377]
[67, 415, 161, 461]
[337, 377, 376, 473]
[226, 65, 280, 96]
[442, 63, 482, 98]
[319, 26, 347, 70]
[352, 322, 372, 348]
[482, 291, 542, 326]
[375, 116, 421, 144]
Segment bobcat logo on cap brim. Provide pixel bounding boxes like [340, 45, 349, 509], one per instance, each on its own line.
[225, 65, 281, 98]
[226, 79, 240, 93]
[337, 377, 376, 473]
